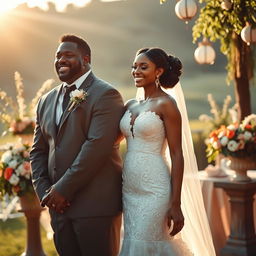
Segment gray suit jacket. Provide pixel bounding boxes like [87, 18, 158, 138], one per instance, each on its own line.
[30, 72, 124, 218]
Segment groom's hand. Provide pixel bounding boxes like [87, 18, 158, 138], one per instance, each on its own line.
[42, 187, 70, 213]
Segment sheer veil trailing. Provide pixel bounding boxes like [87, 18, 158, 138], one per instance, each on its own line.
[136, 82, 216, 256]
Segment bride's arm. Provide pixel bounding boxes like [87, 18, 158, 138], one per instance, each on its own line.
[161, 97, 184, 236]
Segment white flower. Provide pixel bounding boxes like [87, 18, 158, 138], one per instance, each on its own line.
[227, 124, 236, 131]
[242, 114, 256, 127]
[1, 150, 12, 163]
[218, 131, 226, 138]
[13, 141, 26, 153]
[70, 89, 84, 98]
[244, 131, 252, 141]
[16, 162, 30, 177]
[8, 159, 18, 169]
[227, 140, 239, 152]
[68, 89, 87, 111]
[212, 140, 221, 149]
[209, 137, 215, 144]
[9, 174, 20, 186]
[229, 108, 238, 123]
[16, 164, 25, 176]
[220, 136, 229, 146]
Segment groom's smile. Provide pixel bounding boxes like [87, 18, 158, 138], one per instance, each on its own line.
[55, 41, 87, 84]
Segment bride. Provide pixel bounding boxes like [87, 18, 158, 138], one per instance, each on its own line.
[119, 48, 216, 255]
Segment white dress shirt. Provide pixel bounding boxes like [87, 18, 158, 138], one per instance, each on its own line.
[55, 70, 92, 125]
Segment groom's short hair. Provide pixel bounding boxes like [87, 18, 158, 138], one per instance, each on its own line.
[60, 34, 91, 59]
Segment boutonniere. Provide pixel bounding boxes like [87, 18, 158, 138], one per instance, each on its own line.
[68, 89, 88, 111]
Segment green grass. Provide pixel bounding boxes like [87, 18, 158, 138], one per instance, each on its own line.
[0, 217, 57, 256]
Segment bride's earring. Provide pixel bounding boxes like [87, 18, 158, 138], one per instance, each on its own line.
[155, 76, 161, 88]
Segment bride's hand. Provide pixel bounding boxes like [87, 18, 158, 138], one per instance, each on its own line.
[167, 205, 184, 236]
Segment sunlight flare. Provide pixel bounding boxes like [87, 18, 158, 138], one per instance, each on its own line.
[0, 2, 19, 14]
[0, 0, 94, 14]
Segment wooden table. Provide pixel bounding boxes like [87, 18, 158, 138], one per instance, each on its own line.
[199, 170, 256, 256]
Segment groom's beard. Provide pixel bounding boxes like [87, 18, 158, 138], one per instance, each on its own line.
[56, 62, 83, 83]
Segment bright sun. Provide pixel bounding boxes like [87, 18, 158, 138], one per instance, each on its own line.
[0, 0, 93, 15]
[0, 2, 18, 15]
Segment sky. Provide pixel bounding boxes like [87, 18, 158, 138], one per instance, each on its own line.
[0, 0, 124, 14]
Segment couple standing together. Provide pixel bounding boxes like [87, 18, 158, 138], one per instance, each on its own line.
[30, 34, 215, 256]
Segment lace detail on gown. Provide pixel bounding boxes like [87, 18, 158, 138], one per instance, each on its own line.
[119, 110, 193, 256]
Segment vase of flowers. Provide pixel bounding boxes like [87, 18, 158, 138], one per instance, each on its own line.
[0, 141, 46, 256]
[198, 94, 238, 170]
[227, 156, 256, 182]
[0, 71, 54, 143]
[0, 141, 34, 197]
[205, 114, 256, 182]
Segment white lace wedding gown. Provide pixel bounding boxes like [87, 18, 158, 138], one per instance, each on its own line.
[119, 110, 193, 256]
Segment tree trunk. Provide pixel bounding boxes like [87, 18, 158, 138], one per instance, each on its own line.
[234, 75, 251, 122]
[233, 33, 252, 122]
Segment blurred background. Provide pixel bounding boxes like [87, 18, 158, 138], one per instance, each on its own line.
[0, 1, 256, 255]
[1, 0, 255, 121]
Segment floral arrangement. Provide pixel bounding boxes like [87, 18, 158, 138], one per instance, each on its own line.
[199, 94, 237, 133]
[0, 140, 33, 197]
[206, 114, 256, 163]
[0, 71, 54, 135]
[68, 89, 88, 111]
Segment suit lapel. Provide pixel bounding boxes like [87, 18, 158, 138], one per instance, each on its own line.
[57, 72, 95, 134]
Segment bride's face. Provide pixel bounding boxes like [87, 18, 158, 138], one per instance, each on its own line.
[131, 53, 160, 88]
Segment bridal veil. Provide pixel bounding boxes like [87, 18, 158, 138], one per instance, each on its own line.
[136, 82, 216, 256]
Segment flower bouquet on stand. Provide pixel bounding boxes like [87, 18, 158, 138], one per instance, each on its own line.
[205, 114, 256, 181]
[199, 94, 237, 177]
[0, 141, 33, 198]
[0, 140, 47, 256]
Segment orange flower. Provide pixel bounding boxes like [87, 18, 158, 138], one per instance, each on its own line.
[210, 130, 218, 138]
[0, 169, 3, 177]
[4, 167, 14, 180]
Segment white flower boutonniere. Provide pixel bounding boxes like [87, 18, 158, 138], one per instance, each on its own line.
[68, 89, 88, 111]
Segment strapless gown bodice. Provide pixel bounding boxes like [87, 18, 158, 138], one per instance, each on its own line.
[119, 110, 193, 256]
[120, 110, 167, 155]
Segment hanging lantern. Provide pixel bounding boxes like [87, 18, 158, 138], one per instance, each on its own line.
[175, 0, 198, 24]
[220, 0, 232, 11]
[241, 24, 256, 46]
[194, 38, 216, 65]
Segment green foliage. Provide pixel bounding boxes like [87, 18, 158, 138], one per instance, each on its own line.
[192, 0, 256, 82]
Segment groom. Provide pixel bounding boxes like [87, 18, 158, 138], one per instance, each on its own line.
[30, 34, 124, 256]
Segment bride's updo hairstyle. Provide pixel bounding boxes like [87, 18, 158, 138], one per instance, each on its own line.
[136, 48, 182, 88]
